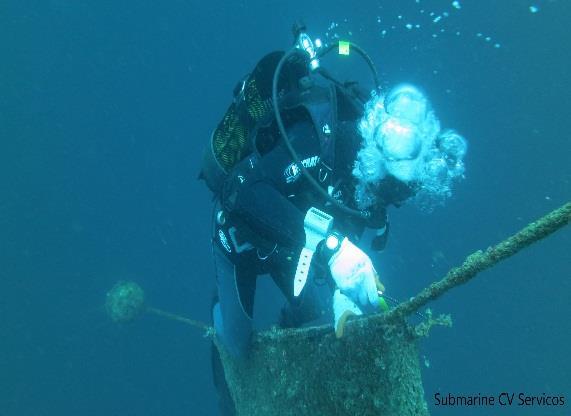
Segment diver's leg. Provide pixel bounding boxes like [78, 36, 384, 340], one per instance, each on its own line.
[210, 295, 235, 416]
[211, 245, 256, 358]
[210, 246, 257, 415]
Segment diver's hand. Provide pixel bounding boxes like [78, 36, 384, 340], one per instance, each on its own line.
[333, 289, 362, 338]
[328, 238, 381, 312]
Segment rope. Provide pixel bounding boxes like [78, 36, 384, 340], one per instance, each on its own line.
[384, 202, 571, 322]
[147, 307, 212, 331]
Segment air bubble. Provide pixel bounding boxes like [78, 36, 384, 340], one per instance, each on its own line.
[367, 3, 504, 53]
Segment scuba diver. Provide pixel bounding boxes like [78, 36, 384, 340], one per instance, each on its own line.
[199, 23, 467, 415]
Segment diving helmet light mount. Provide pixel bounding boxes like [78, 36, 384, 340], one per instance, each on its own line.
[295, 32, 321, 71]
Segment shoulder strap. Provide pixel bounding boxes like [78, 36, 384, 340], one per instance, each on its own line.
[280, 82, 339, 171]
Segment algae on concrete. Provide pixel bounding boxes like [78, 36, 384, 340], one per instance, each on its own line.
[216, 316, 429, 416]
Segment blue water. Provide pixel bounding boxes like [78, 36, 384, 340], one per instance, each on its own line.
[1, 0, 569, 415]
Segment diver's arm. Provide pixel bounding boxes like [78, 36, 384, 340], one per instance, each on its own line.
[222, 119, 322, 250]
[365, 204, 390, 251]
[226, 177, 306, 250]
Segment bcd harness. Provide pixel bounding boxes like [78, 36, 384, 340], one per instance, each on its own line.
[200, 66, 353, 198]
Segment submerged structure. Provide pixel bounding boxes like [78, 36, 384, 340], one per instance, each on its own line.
[214, 202, 570, 415]
[216, 313, 439, 415]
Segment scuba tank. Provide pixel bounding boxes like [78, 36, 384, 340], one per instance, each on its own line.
[199, 23, 380, 205]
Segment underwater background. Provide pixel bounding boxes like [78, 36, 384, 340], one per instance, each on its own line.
[1, 0, 569, 415]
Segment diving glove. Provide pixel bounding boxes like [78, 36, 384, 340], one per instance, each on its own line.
[333, 289, 362, 338]
[328, 237, 381, 312]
